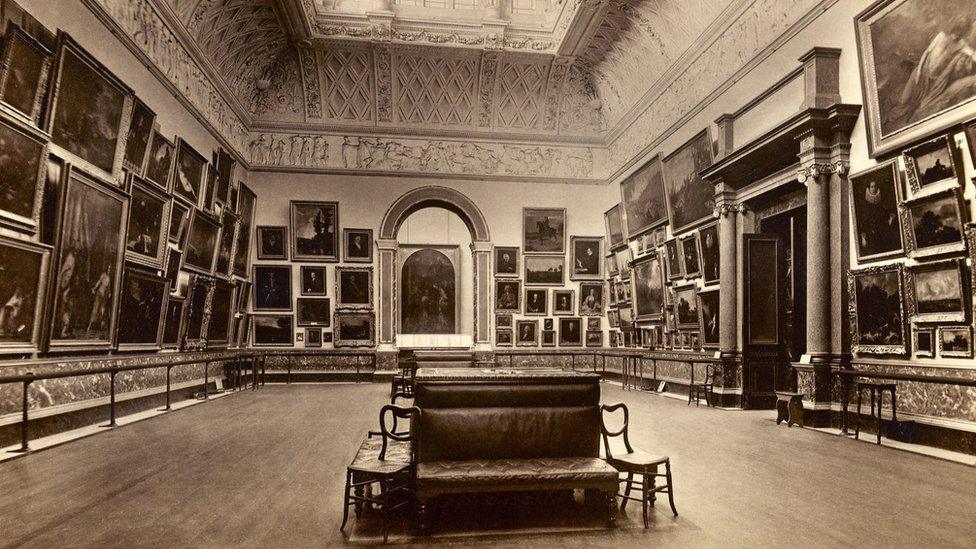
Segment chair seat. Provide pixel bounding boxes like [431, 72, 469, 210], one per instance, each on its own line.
[348, 437, 413, 475]
[606, 450, 669, 470]
[417, 457, 618, 488]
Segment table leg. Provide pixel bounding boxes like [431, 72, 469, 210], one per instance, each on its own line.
[874, 388, 881, 445]
[854, 388, 862, 440]
[890, 388, 897, 422]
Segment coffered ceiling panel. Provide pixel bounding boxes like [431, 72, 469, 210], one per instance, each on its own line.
[394, 52, 479, 126]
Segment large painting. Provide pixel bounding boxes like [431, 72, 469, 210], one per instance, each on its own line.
[49, 169, 128, 349]
[173, 138, 206, 207]
[855, 0, 976, 157]
[47, 34, 132, 182]
[604, 204, 625, 250]
[662, 129, 715, 234]
[125, 175, 170, 269]
[620, 154, 667, 237]
[116, 267, 167, 350]
[399, 246, 457, 334]
[233, 183, 256, 277]
[848, 264, 907, 355]
[0, 23, 52, 122]
[252, 314, 293, 347]
[0, 236, 49, 353]
[523, 207, 566, 254]
[849, 160, 905, 262]
[0, 112, 47, 232]
[632, 254, 664, 322]
[122, 98, 156, 175]
[291, 201, 339, 262]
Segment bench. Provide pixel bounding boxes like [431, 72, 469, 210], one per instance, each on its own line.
[412, 381, 619, 533]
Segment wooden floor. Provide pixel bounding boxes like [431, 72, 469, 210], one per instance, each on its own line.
[1, 382, 974, 548]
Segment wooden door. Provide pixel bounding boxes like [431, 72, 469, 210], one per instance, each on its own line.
[742, 234, 785, 409]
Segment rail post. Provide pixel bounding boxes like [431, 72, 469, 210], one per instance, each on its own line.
[203, 361, 210, 400]
[164, 365, 172, 411]
[16, 374, 33, 453]
[108, 368, 117, 427]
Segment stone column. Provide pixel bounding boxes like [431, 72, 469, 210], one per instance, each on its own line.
[376, 238, 398, 352]
[715, 199, 739, 357]
[797, 128, 832, 363]
[471, 241, 493, 352]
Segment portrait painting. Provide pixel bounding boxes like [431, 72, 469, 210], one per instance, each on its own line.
[301, 266, 327, 296]
[905, 190, 965, 257]
[939, 327, 973, 358]
[49, 169, 127, 349]
[607, 308, 620, 328]
[173, 139, 206, 207]
[525, 289, 548, 316]
[516, 320, 538, 347]
[604, 204, 625, 250]
[0, 23, 51, 121]
[496, 314, 512, 328]
[570, 236, 603, 280]
[125, 176, 170, 268]
[257, 226, 287, 260]
[495, 279, 521, 313]
[699, 223, 720, 284]
[304, 327, 322, 348]
[632, 255, 664, 321]
[913, 327, 935, 358]
[903, 134, 963, 197]
[906, 260, 966, 323]
[184, 210, 220, 274]
[116, 267, 167, 349]
[48, 35, 131, 180]
[334, 312, 374, 348]
[183, 276, 213, 347]
[855, 0, 976, 156]
[169, 200, 190, 246]
[215, 210, 238, 277]
[523, 207, 566, 254]
[578, 282, 604, 316]
[122, 98, 156, 175]
[343, 228, 373, 263]
[253, 265, 292, 311]
[164, 247, 182, 291]
[545, 318, 555, 331]
[698, 288, 720, 347]
[233, 184, 256, 277]
[399, 247, 456, 334]
[662, 129, 715, 234]
[495, 328, 513, 347]
[849, 160, 904, 261]
[621, 154, 667, 237]
[292, 201, 339, 262]
[0, 113, 47, 231]
[586, 331, 603, 347]
[144, 131, 175, 192]
[214, 148, 233, 207]
[207, 281, 233, 346]
[493, 246, 519, 277]
[297, 298, 331, 327]
[542, 330, 555, 347]
[674, 285, 699, 329]
[664, 238, 681, 279]
[558, 317, 583, 346]
[252, 314, 293, 347]
[0, 237, 48, 353]
[161, 297, 185, 349]
[680, 234, 701, 278]
[524, 255, 564, 286]
[553, 289, 574, 315]
[336, 266, 373, 310]
[849, 265, 906, 354]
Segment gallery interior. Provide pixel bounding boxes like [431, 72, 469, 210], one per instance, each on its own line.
[0, 0, 975, 546]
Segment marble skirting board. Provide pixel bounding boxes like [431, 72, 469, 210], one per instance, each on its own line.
[263, 353, 380, 373]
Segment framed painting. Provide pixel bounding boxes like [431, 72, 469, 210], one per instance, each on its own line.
[663, 239, 683, 280]
[252, 314, 293, 347]
[305, 327, 322, 348]
[525, 288, 548, 316]
[171, 270, 191, 299]
[585, 331, 603, 347]
[587, 317, 601, 331]
[570, 236, 603, 280]
[172, 138, 206, 207]
[699, 223, 720, 284]
[913, 326, 935, 358]
[516, 320, 538, 347]
[301, 266, 327, 296]
[160, 296, 185, 349]
[524, 254, 564, 286]
[606, 255, 618, 278]
[125, 174, 171, 269]
[0, 236, 50, 354]
[0, 110, 48, 233]
[257, 226, 287, 260]
[632, 254, 664, 322]
[213, 148, 234, 208]
[939, 326, 973, 358]
[541, 330, 555, 347]
[122, 97, 156, 176]
[849, 160, 905, 262]
[698, 287, 720, 348]
[336, 266, 373, 310]
[48, 168, 128, 351]
[901, 189, 966, 258]
[604, 204, 625, 251]
[495, 313, 512, 328]
[495, 279, 521, 313]
[168, 199, 191, 247]
[662, 128, 715, 234]
[202, 165, 218, 213]
[848, 264, 907, 355]
[183, 274, 214, 350]
[207, 280, 233, 347]
[164, 246, 182, 292]
[493, 246, 520, 277]
[253, 265, 292, 311]
[680, 234, 702, 278]
[334, 311, 375, 348]
[673, 284, 700, 329]
[116, 266, 168, 350]
[904, 259, 967, 323]
[183, 209, 221, 274]
[343, 228, 373, 263]
[297, 298, 331, 327]
[46, 33, 133, 183]
[902, 133, 964, 199]
[0, 23, 52, 123]
[215, 209, 238, 277]
[558, 317, 583, 347]
[967, 121, 976, 168]
[614, 247, 632, 280]
[233, 183, 256, 277]
[291, 200, 339, 262]
[495, 328, 513, 347]
[579, 282, 604, 316]
[969, 224, 976, 328]
[523, 207, 566, 254]
[620, 154, 667, 237]
[144, 130, 175, 192]
[552, 289, 574, 316]
[855, 0, 976, 157]
[607, 308, 620, 329]
[544, 318, 555, 331]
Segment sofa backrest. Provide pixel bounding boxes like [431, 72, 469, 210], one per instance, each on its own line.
[415, 382, 599, 408]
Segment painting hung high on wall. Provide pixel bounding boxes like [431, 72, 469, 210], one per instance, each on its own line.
[215, 210, 238, 277]
[570, 236, 602, 280]
[301, 266, 327, 296]
[116, 267, 167, 350]
[855, 0, 976, 157]
[849, 264, 907, 355]
[578, 282, 604, 316]
[604, 204, 625, 251]
[253, 265, 292, 311]
[184, 210, 220, 274]
[662, 129, 714, 234]
[902, 134, 964, 198]
[905, 259, 966, 323]
[524, 255, 564, 286]
[173, 138, 206, 207]
[0, 236, 49, 354]
[122, 98, 156, 175]
[523, 208, 566, 254]
[257, 226, 287, 260]
[399, 246, 457, 334]
[125, 175, 170, 269]
[699, 223, 720, 284]
[494, 246, 519, 277]
[698, 288, 720, 348]
[680, 234, 701, 278]
[0, 112, 47, 232]
[168, 199, 190, 246]
[292, 201, 339, 262]
[620, 154, 667, 237]
[233, 184, 256, 277]
[336, 266, 373, 310]
[664, 238, 683, 280]
[343, 228, 373, 263]
[849, 160, 905, 262]
[0, 23, 52, 122]
[144, 130, 175, 192]
[632, 254, 664, 322]
[903, 190, 966, 258]
[334, 312, 375, 348]
[525, 289, 547, 316]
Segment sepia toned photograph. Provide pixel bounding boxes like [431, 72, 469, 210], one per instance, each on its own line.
[336, 266, 372, 310]
[144, 130, 175, 192]
[495, 327, 512, 347]
[493, 246, 519, 277]
[301, 265, 327, 296]
[570, 236, 602, 280]
[673, 284, 699, 329]
[578, 282, 604, 316]
[906, 260, 966, 323]
[585, 330, 603, 347]
[523, 207, 565, 254]
[558, 317, 583, 346]
[903, 134, 962, 197]
[632, 254, 664, 322]
[399, 247, 456, 334]
[305, 327, 322, 348]
[168, 199, 190, 246]
[680, 234, 701, 278]
[516, 319, 538, 346]
[849, 160, 904, 261]
[256, 226, 287, 260]
[160, 296, 185, 349]
[172, 138, 206, 207]
[664, 238, 682, 280]
[215, 210, 238, 277]
[125, 175, 170, 268]
[698, 288, 720, 347]
[233, 184, 256, 277]
[252, 314, 293, 346]
[343, 228, 373, 262]
[291, 200, 338, 262]
[939, 326, 973, 358]
[524, 288, 547, 315]
[913, 326, 935, 358]
[524, 254, 564, 286]
[253, 265, 292, 311]
[494, 279, 521, 313]
[183, 210, 220, 274]
[541, 329, 555, 347]
[495, 313, 512, 328]
[0, 113, 47, 231]
[905, 190, 966, 257]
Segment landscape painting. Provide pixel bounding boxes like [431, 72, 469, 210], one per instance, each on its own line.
[632, 255, 664, 321]
[939, 327, 973, 358]
[334, 312, 375, 347]
[525, 255, 564, 286]
[663, 129, 714, 234]
[620, 154, 667, 236]
[252, 314, 293, 346]
[523, 208, 566, 254]
[905, 191, 965, 257]
[604, 204, 625, 250]
[908, 260, 965, 323]
[400, 247, 457, 334]
[292, 201, 339, 262]
[849, 265, 906, 354]
[903, 134, 961, 197]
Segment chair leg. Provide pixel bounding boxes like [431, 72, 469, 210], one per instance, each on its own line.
[607, 490, 617, 527]
[687, 387, 693, 405]
[641, 472, 649, 529]
[418, 499, 430, 536]
[621, 472, 634, 511]
[340, 470, 352, 532]
[354, 480, 365, 518]
[380, 478, 389, 543]
[665, 460, 678, 517]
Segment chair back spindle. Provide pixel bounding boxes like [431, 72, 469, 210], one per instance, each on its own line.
[379, 404, 420, 460]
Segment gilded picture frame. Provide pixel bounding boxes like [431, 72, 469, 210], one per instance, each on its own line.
[0, 107, 48, 234]
[904, 258, 967, 324]
[900, 189, 967, 259]
[848, 263, 907, 355]
[125, 174, 171, 269]
[0, 235, 51, 355]
[0, 22, 52, 124]
[938, 326, 973, 358]
[334, 311, 375, 348]
[335, 266, 373, 310]
[902, 133, 964, 200]
[848, 160, 905, 263]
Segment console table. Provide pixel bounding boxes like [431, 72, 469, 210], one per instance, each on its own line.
[855, 381, 897, 445]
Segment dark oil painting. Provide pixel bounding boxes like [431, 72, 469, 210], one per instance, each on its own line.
[215, 210, 237, 276]
[184, 211, 220, 273]
[571, 237, 602, 280]
[253, 265, 291, 311]
[495, 279, 521, 312]
[144, 131, 174, 191]
[604, 204, 625, 250]
[337, 267, 372, 308]
[494, 246, 519, 276]
[257, 226, 287, 259]
[632, 255, 663, 320]
[621, 155, 667, 236]
[906, 135, 958, 188]
[169, 200, 190, 244]
[122, 99, 155, 174]
[525, 289, 547, 315]
[292, 201, 338, 261]
[699, 289, 720, 346]
[116, 268, 166, 346]
[558, 317, 582, 346]
[674, 285, 699, 328]
[161, 297, 184, 347]
[335, 312, 374, 347]
[579, 282, 604, 316]
[0, 25, 49, 119]
[553, 290, 574, 315]
[523, 208, 565, 254]
[344, 228, 372, 262]
[400, 248, 455, 333]
[908, 192, 964, 251]
[301, 266, 327, 296]
[525, 255, 564, 285]
[0, 117, 44, 223]
[853, 269, 905, 347]
[126, 183, 165, 262]
[662, 130, 714, 233]
[681, 235, 701, 277]
[233, 184, 256, 276]
[297, 298, 331, 327]
[850, 161, 904, 261]
[0, 239, 45, 346]
[173, 139, 205, 206]
[699, 223, 720, 283]
[208, 283, 233, 344]
[253, 315, 293, 346]
[913, 264, 963, 315]
[185, 277, 211, 342]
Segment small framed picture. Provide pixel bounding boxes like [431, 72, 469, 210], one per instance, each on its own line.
[570, 236, 603, 280]
[541, 330, 556, 347]
[664, 239, 683, 280]
[543, 318, 554, 331]
[257, 226, 288, 260]
[587, 317, 601, 331]
[525, 288, 548, 315]
[579, 282, 605, 316]
[524, 254, 565, 286]
[495, 279, 521, 313]
[516, 320, 538, 347]
[494, 246, 520, 277]
[905, 259, 966, 324]
[913, 327, 935, 358]
[305, 327, 322, 348]
[297, 298, 331, 327]
[585, 330, 603, 347]
[680, 234, 701, 278]
[552, 290, 574, 316]
[938, 327, 973, 358]
[902, 134, 963, 199]
[496, 328, 513, 347]
[300, 266, 327, 296]
[343, 228, 373, 263]
[495, 313, 512, 328]
[558, 317, 583, 346]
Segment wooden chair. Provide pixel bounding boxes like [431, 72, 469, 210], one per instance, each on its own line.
[390, 360, 417, 400]
[341, 404, 420, 542]
[688, 363, 715, 407]
[600, 403, 677, 528]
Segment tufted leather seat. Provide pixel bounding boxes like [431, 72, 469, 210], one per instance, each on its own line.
[417, 457, 618, 493]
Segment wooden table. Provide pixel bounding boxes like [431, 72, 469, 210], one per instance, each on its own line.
[855, 381, 897, 445]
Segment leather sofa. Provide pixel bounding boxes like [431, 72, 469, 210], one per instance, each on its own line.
[411, 350, 476, 369]
[412, 381, 619, 533]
